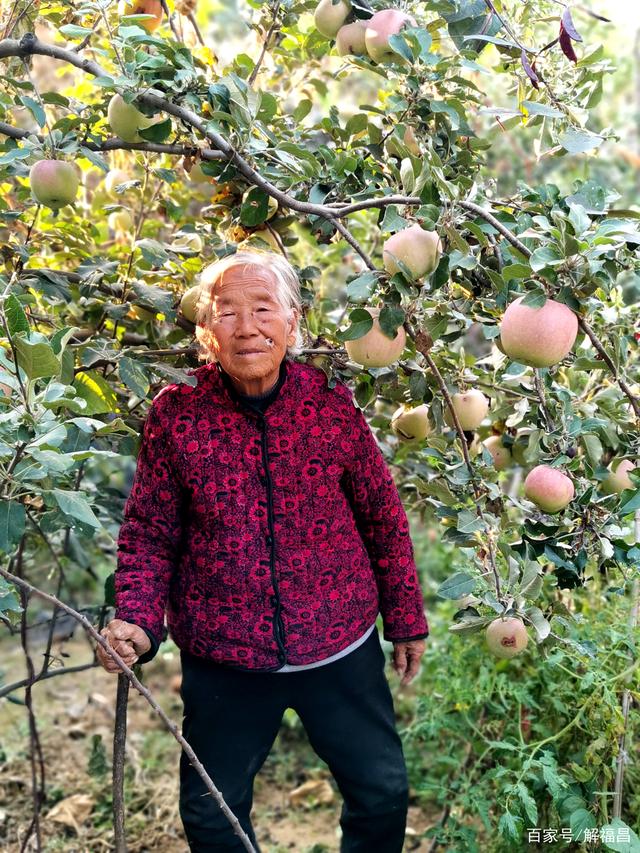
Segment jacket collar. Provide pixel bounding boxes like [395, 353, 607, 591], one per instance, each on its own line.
[213, 357, 290, 416]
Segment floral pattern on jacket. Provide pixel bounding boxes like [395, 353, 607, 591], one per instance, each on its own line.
[114, 357, 429, 670]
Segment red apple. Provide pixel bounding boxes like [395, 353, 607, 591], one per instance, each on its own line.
[336, 20, 368, 56]
[486, 617, 529, 659]
[500, 296, 578, 368]
[365, 9, 416, 63]
[482, 435, 512, 471]
[120, 0, 163, 32]
[383, 223, 442, 279]
[524, 465, 574, 513]
[601, 459, 637, 494]
[29, 160, 80, 210]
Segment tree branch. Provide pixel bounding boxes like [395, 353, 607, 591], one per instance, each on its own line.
[0, 566, 258, 853]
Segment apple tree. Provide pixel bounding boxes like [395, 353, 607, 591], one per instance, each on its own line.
[0, 0, 638, 848]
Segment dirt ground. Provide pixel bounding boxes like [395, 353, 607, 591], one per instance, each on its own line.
[0, 630, 438, 852]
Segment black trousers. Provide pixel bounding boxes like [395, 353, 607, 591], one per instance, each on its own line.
[178, 628, 410, 852]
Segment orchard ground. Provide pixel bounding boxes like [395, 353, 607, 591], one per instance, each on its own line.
[0, 630, 440, 852]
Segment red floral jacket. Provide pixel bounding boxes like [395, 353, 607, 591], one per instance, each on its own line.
[114, 357, 429, 670]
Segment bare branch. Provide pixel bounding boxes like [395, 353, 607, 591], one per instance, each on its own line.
[0, 565, 258, 853]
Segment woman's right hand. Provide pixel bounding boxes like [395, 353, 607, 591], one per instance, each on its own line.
[96, 619, 151, 673]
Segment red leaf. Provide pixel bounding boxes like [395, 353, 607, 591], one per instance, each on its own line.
[559, 23, 578, 63]
[521, 49, 540, 89]
[561, 8, 583, 42]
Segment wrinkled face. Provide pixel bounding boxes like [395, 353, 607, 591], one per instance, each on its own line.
[207, 264, 299, 395]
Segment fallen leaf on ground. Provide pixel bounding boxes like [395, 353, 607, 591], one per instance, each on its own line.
[288, 779, 334, 808]
[45, 793, 94, 834]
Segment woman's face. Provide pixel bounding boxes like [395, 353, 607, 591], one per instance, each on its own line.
[207, 265, 299, 395]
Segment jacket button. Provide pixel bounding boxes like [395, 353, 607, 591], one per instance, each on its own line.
[266, 534, 273, 546]
[270, 595, 278, 606]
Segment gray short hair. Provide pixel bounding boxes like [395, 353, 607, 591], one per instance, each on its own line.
[193, 249, 305, 364]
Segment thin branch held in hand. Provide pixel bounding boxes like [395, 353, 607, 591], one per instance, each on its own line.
[0, 566, 258, 853]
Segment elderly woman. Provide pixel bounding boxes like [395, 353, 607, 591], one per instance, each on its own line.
[98, 249, 429, 852]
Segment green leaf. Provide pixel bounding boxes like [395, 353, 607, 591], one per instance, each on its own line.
[138, 118, 172, 144]
[118, 356, 150, 399]
[4, 294, 30, 336]
[530, 247, 563, 272]
[346, 272, 379, 304]
[0, 577, 22, 615]
[524, 605, 551, 640]
[19, 95, 46, 128]
[521, 101, 563, 118]
[378, 305, 405, 338]
[51, 489, 102, 530]
[619, 490, 640, 515]
[72, 371, 118, 416]
[559, 129, 605, 154]
[14, 336, 61, 380]
[437, 572, 476, 600]
[570, 808, 597, 843]
[337, 308, 374, 342]
[59, 24, 94, 38]
[430, 100, 461, 130]
[0, 501, 26, 554]
[600, 819, 640, 852]
[501, 263, 530, 280]
[498, 810, 522, 841]
[345, 113, 368, 138]
[292, 99, 312, 123]
[456, 510, 486, 534]
[520, 289, 548, 307]
[515, 782, 538, 825]
[387, 33, 414, 63]
[240, 186, 271, 226]
[400, 157, 415, 194]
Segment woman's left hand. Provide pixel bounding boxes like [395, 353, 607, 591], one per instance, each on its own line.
[391, 639, 426, 686]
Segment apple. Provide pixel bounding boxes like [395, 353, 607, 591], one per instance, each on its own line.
[444, 389, 489, 431]
[314, 0, 351, 39]
[108, 209, 133, 233]
[403, 126, 421, 156]
[29, 160, 79, 210]
[180, 284, 203, 324]
[365, 9, 417, 63]
[344, 306, 406, 368]
[383, 223, 442, 279]
[107, 94, 156, 143]
[104, 168, 131, 198]
[482, 435, 512, 471]
[120, 0, 163, 32]
[186, 160, 213, 183]
[390, 403, 431, 441]
[601, 459, 637, 494]
[336, 20, 368, 56]
[171, 232, 204, 252]
[239, 228, 281, 252]
[500, 296, 578, 368]
[129, 305, 156, 321]
[524, 465, 574, 513]
[485, 617, 529, 660]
